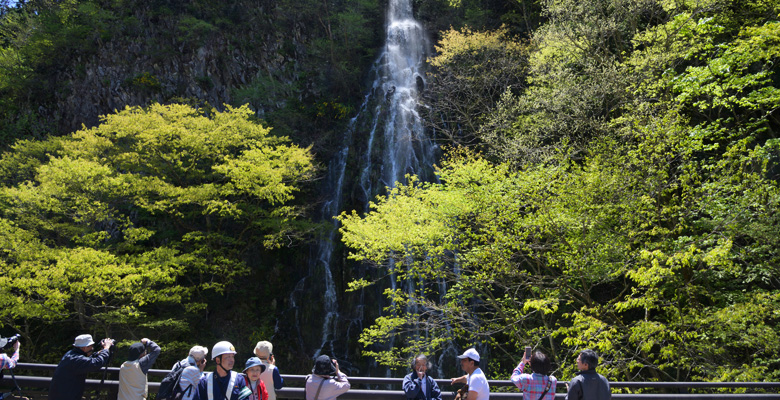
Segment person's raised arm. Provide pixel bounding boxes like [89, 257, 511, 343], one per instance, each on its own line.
[139, 339, 161, 373]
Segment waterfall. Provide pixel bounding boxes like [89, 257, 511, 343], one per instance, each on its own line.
[283, 0, 440, 374]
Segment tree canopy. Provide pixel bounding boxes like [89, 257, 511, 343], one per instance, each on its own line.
[0, 103, 315, 359]
[339, 0, 780, 384]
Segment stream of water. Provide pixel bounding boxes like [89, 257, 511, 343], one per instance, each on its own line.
[284, 0, 441, 375]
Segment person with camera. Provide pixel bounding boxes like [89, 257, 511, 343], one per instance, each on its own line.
[254, 341, 284, 400]
[511, 349, 557, 400]
[118, 337, 161, 400]
[49, 334, 114, 400]
[403, 354, 441, 400]
[0, 335, 20, 370]
[304, 355, 350, 400]
[564, 349, 611, 400]
[450, 348, 489, 400]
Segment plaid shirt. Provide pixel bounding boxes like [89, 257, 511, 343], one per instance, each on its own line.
[511, 362, 557, 400]
[0, 347, 19, 370]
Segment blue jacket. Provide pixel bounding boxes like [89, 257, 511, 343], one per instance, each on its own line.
[403, 372, 442, 400]
[49, 347, 112, 400]
[193, 371, 247, 400]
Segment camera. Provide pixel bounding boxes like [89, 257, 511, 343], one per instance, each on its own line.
[0, 334, 20, 350]
[101, 338, 117, 355]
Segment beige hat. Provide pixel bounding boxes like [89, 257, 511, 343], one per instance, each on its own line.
[73, 334, 95, 347]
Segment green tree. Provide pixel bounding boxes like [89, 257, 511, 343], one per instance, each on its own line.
[423, 27, 528, 150]
[0, 103, 315, 359]
[340, 0, 780, 382]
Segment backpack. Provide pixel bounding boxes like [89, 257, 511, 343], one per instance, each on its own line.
[158, 364, 186, 400]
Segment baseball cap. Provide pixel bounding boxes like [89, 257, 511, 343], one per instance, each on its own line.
[456, 348, 480, 362]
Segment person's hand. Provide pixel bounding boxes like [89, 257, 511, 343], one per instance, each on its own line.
[13, 340, 20, 351]
[102, 338, 113, 350]
[566, 383, 569, 391]
[523, 350, 530, 364]
[417, 370, 425, 379]
[332, 359, 340, 373]
[269, 354, 276, 365]
[141, 338, 149, 345]
[451, 375, 466, 385]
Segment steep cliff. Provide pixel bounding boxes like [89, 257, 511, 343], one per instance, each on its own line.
[0, 0, 383, 147]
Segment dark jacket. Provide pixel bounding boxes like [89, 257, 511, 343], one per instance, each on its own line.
[49, 347, 112, 400]
[565, 369, 611, 400]
[402, 372, 442, 400]
[193, 371, 248, 400]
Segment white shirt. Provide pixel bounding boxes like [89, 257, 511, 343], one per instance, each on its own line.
[467, 368, 490, 400]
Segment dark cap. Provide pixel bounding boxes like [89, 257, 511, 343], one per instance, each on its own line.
[127, 342, 146, 361]
[312, 355, 337, 376]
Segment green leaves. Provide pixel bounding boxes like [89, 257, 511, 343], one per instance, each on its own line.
[0, 103, 314, 352]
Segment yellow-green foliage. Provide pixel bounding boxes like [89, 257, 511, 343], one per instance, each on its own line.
[0, 103, 315, 344]
[429, 26, 523, 68]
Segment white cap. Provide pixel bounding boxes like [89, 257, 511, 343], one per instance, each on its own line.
[212, 341, 237, 359]
[457, 348, 480, 362]
[73, 334, 95, 347]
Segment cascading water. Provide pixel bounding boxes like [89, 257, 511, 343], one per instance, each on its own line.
[282, 0, 443, 374]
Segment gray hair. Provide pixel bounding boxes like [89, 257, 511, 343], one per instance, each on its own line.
[189, 345, 209, 361]
[412, 354, 432, 370]
[254, 341, 273, 358]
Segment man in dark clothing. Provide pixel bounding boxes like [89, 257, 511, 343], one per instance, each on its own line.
[403, 354, 442, 400]
[49, 334, 114, 400]
[193, 341, 247, 400]
[565, 349, 611, 400]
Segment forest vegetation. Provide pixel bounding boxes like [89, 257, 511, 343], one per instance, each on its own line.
[1, 0, 779, 387]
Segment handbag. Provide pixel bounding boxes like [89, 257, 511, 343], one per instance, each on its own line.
[454, 384, 469, 400]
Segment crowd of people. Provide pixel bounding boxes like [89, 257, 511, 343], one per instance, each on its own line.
[0, 334, 612, 400]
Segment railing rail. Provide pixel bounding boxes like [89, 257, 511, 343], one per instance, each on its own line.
[3, 363, 780, 399]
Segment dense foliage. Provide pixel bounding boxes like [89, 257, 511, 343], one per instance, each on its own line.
[339, 0, 780, 384]
[1, 0, 778, 385]
[0, 103, 315, 360]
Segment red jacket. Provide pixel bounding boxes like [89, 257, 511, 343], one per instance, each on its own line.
[249, 379, 269, 400]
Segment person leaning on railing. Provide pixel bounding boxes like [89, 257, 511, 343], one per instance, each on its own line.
[451, 348, 490, 400]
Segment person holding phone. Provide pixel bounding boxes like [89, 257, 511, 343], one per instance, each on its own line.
[254, 340, 284, 400]
[511, 348, 557, 400]
[403, 354, 442, 400]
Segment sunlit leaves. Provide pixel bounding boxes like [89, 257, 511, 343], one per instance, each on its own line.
[0, 103, 315, 342]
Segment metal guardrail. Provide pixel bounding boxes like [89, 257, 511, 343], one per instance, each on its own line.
[3, 363, 780, 399]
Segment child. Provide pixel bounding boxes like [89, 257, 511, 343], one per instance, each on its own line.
[242, 357, 269, 400]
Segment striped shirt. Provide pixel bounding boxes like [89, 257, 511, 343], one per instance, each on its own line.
[511, 362, 557, 400]
[0, 348, 19, 370]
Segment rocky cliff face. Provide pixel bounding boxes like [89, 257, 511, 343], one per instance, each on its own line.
[50, 4, 312, 134]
